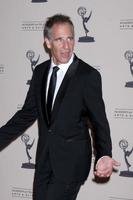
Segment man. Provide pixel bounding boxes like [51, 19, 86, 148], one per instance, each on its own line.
[0, 14, 120, 200]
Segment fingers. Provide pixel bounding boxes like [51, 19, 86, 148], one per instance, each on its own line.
[94, 169, 112, 177]
[112, 159, 121, 167]
[94, 167, 112, 178]
[94, 157, 120, 178]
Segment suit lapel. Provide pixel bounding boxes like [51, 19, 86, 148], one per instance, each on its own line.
[40, 60, 51, 125]
[51, 56, 79, 123]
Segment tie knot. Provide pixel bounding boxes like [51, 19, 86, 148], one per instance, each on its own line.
[53, 66, 59, 73]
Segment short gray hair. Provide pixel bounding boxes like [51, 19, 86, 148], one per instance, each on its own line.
[43, 14, 74, 39]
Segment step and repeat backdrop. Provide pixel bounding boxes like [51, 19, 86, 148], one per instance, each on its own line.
[0, 0, 133, 200]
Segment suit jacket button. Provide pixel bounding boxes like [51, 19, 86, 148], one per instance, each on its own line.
[48, 129, 52, 133]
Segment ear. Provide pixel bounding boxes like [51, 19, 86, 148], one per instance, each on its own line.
[44, 38, 51, 49]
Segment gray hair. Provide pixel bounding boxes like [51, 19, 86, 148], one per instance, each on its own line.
[43, 14, 74, 39]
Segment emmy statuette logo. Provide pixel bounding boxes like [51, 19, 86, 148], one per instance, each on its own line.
[124, 50, 133, 88]
[26, 50, 40, 85]
[119, 139, 133, 177]
[32, 0, 47, 2]
[77, 7, 95, 43]
[21, 134, 35, 169]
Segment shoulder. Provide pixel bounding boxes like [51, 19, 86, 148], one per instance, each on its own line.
[77, 57, 101, 80]
[76, 58, 103, 94]
[34, 59, 50, 73]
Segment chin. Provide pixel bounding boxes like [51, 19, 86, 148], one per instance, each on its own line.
[61, 57, 71, 64]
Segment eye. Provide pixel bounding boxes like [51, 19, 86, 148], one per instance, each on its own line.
[67, 36, 74, 41]
[53, 36, 74, 43]
[54, 37, 63, 42]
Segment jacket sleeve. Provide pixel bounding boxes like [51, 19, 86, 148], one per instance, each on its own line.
[0, 69, 38, 151]
[83, 69, 112, 162]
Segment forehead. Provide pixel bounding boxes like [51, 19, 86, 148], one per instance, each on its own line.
[50, 22, 74, 37]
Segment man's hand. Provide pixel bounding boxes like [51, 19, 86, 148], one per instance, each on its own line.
[94, 156, 120, 178]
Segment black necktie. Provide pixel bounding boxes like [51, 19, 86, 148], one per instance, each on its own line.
[47, 66, 59, 120]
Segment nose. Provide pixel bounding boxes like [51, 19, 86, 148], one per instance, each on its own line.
[62, 39, 69, 49]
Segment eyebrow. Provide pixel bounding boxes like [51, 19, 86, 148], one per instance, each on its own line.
[53, 36, 74, 41]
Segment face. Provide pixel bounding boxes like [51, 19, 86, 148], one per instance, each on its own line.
[45, 23, 75, 65]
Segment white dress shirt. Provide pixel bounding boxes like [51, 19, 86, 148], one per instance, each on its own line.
[46, 54, 74, 108]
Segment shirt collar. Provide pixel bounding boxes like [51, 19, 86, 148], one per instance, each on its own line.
[51, 54, 74, 73]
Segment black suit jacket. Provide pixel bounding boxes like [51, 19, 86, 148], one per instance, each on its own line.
[0, 55, 112, 183]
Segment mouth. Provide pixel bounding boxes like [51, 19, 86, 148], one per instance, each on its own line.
[61, 51, 71, 57]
